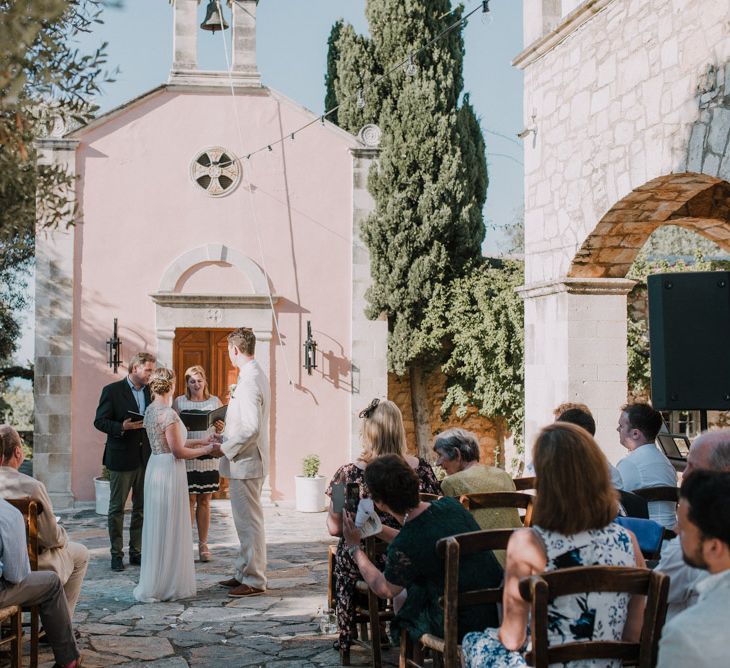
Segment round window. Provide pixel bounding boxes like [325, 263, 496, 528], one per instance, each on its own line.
[190, 147, 241, 197]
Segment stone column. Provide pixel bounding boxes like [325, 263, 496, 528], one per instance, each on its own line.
[518, 277, 635, 467]
[229, 0, 259, 78]
[349, 147, 388, 461]
[34, 138, 79, 509]
[171, 0, 198, 73]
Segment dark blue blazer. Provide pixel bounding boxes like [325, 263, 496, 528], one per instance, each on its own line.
[93, 378, 152, 471]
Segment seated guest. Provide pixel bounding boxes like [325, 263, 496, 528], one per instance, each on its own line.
[461, 423, 646, 667]
[0, 425, 89, 618]
[434, 428, 520, 565]
[657, 429, 730, 619]
[616, 403, 677, 528]
[342, 454, 501, 644]
[325, 399, 440, 655]
[556, 406, 624, 489]
[0, 498, 81, 668]
[657, 470, 730, 667]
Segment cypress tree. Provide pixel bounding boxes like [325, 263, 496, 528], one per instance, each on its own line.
[327, 1, 487, 456]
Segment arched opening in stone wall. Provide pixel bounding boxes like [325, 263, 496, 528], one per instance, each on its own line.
[569, 173, 730, 279]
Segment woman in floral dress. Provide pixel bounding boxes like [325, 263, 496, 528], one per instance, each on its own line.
[461, 422, 647, 668]
[325, 399, 441, 657]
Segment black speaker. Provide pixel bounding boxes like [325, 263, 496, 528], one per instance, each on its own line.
[648, 271, 730, 410]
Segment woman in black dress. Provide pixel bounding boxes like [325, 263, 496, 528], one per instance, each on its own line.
[325, 398, 441, 657]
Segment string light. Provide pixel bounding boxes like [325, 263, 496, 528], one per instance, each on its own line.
[238, 1, 485, 161]
[481, 0, 493, 25]
[403, 53, 417, 77]
[267, 145, 272, 151]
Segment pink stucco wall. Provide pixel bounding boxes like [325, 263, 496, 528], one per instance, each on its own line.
[71, 87, 358, 501]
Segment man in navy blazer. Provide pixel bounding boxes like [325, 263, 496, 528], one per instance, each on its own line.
[94, 352, 155, 571]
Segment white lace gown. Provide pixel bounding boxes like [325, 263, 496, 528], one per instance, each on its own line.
[133, 405, 196, 602]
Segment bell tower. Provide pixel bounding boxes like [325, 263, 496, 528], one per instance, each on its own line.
[168, 0, 261, 88]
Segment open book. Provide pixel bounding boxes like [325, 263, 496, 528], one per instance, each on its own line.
[179, 405, 227, 432]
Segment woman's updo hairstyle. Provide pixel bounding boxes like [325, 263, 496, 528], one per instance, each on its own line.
[149, 367, 174, 397]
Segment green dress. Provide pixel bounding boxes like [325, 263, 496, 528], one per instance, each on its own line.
[383, 496, 501, 642]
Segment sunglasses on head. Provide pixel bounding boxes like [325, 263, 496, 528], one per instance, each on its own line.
[358, 397, 380, 419]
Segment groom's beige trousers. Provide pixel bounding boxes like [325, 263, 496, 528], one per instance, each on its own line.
[228, 476, 267, 589]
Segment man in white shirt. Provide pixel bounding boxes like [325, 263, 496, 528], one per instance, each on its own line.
[656, 428, 730, 619]
[217, 327, 270, 598]
[657, 470, 730, 667]
[0, 425, 89, 616]
[0, 498, 81, 668]
[616, 403, 677, 527]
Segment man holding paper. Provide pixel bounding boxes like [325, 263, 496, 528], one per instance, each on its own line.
[93, 352, 155, 572]
[217, 327, 270, 598]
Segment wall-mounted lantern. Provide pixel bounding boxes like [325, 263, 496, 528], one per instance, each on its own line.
[107, 318, 123, 373]
[303, 320, 317, 375]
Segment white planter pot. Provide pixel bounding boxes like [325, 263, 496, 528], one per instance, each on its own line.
[94, 477, 110, 515]
[295, 475, 327, 512]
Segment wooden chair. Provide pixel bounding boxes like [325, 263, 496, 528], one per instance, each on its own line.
[344, 536, 395, 668]
[459, 492, 534, 527]
[519, 566, 669, 668]
[512, 476, 536, 492]
[419, 492, 441, 502]
[0, 605, 23, 668]
[401, 528, 515, 668]
[327, 544, 337, 611]
[6, 498, 44, 668]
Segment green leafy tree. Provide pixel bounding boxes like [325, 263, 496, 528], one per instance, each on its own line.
[0, 0, 114, 378]
[424, 259, 524, 461]
[327, 1, 487, 455]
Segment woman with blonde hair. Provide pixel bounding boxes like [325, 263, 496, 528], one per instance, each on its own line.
[461, 422, 646, 667]
[172, 365, 224, 562]
[134, 368, 220, 603]
[325, 398, 440, 658]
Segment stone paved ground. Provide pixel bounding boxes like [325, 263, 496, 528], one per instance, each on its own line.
[31, 501, 399, 667]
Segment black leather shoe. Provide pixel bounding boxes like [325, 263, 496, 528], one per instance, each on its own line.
[111, 556, 125, 571]
[129, 553, 141, 566]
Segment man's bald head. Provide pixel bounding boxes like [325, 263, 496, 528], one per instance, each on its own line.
[686, 429, 730, 475]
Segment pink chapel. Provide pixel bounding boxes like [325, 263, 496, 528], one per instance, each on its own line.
[33, 0, 387, 507]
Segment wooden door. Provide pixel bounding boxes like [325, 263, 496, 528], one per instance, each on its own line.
[173, 329, 236, 403]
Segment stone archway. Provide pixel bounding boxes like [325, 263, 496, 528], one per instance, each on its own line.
[570, 174, 730, 278]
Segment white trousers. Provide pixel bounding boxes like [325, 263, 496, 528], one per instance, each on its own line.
[228, 476, 267, 589]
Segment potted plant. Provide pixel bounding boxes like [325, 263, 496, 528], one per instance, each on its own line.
[295, 454, 326, 512]
[94, 466, 111, 515]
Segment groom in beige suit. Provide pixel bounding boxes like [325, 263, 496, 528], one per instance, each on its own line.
[218, 327, 270, 597]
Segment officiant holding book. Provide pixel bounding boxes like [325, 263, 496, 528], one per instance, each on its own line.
[93, 352, 156, 572]
[173, 365, 225, 562]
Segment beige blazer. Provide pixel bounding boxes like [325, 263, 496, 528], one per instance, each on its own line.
[220, 359, 270, 480]
[0, 467, 74, 582]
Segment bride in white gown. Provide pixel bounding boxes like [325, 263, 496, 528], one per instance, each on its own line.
[134, 367, 220, 602]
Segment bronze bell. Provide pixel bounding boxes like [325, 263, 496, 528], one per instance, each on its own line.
[200, 0, 229, 33]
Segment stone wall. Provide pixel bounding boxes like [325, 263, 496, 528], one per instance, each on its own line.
[387, 369, 504, 467]
[516, 0, 730, 286]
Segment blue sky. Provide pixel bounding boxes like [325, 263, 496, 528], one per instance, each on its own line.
[14, 0, 524, 366]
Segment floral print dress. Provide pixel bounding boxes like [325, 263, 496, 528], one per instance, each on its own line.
[462, 523, 636, 668]
[325, 459, 441, 651]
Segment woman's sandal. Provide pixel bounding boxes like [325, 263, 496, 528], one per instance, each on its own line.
[199, 542, 212, 562]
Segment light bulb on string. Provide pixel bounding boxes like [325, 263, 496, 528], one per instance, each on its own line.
[356, 88, 366, 109]
[481, 0, 493, 25]
[267, 145, 272, 152]
[403, 53, 417, 77]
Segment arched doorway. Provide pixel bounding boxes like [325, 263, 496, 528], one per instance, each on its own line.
[521, 173, 730, 463]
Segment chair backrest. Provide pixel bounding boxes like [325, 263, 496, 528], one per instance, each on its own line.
[632, 486, 679, 503]
[513, 476, 536, 491]
[519, 566, 669, 668]
[420, 492, 441, 503]
[435, 529, 515, 667]
[5, 497, 43, 570]
[460, 492, 534, 527]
